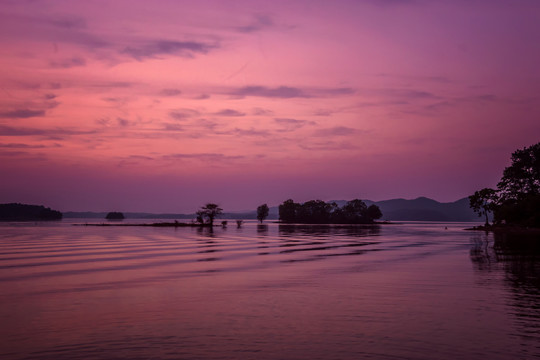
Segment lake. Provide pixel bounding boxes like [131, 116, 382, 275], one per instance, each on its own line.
[0, 220, 539, 359]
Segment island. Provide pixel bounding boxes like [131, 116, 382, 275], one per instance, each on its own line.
[0, 203, 62, 220]
[106, 212, 125, 220]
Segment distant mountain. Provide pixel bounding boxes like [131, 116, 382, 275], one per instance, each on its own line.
[372, 197, 477, 221]
[0, 203, 62, 220]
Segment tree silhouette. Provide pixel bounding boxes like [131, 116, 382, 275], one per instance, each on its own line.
[197, 203, 223, 226]
[279, 199, 299, 223]
[469, 188, 497, 226]
[106, 212, 124, 220]
[498, 142, 540, 200]
[278, 199, 382, 224]
[469, 142, 540, 227]
[257, 204, 269, 223]
[367, 204, 383, 221]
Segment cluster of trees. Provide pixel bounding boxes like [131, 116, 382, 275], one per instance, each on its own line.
[0, 203, 62, 220]
[105, 212, 125, 220]
[470, 142, 540, 227]
[278, 199, 382, 224]
[196, 203, 223, 226]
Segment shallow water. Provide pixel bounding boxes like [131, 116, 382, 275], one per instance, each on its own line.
[0, 221, 539, 359]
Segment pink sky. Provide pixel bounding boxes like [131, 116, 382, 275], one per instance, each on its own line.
[1, 0, 539, 213]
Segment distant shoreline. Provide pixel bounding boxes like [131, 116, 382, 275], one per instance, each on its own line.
[74, 222, 211, 227]
[74, 221, 395, 227]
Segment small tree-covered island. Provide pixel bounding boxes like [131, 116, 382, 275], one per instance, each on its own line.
[469, 141, 540, 231]
[106, 212, 125, 220]
[279, 199, 382, 224]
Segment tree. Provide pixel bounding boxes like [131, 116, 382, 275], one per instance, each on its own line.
[469, 188, 498, 226]
[106, 212, 124, 220]
[197, 203, 222, 226]
[279, 199, 299, 223]
[342, 199, 368, 223]
[498, 142, 540, 200]
[257, 204, 269, 223]
[367, 204, 383, 221]
[297, 200, 332, 223]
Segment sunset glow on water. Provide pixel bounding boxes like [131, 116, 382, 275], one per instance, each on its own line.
[1, 221, 539, 359]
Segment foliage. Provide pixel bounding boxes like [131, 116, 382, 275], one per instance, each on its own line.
[468, 188, 497, 226]
[470, 142, 540, 227]
[0, 203, 62, 220]
[498, 142, 540, 200]
[105, 212, 124, 220]
[256, 204, 269, 223]
[367, 204, 383, 221]
[196, 203, 223, 226]
[278, 199, 382, 224]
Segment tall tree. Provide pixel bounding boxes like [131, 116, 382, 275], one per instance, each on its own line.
[469, 188, 498, 226]
[257, 204, 269, 223]
[197, 203, 223, 226]
[498, 142, 540, 200]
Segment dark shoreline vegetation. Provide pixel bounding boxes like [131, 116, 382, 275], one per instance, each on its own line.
[0, 203, 62, 220]
[278, 199, 382, 224]
[468, 142, 540, 233]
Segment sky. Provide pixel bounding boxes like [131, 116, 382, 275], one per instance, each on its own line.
[1, 0, 539, 213]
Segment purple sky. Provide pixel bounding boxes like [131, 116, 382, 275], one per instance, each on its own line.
[1, 0, 539, 212]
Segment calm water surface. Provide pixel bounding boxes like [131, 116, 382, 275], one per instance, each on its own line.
[0, 220, 539, 359]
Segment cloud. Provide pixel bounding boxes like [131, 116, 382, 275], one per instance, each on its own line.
[162, 123, 184, 131]
[0, 109, 45, 119]
[313, 87, 355, 96]
[49, 57, 86, 68]
[47, 16, 87, 30]
[313, 126, 359, 137]
[0, 143, 48, 149]
[122, 40, 217, 60]
[235, 13, 274, 33]
[162, 153, 245, 162]
[274, 118, 316, 132]
[117, 117, 131, 127]
[160, 88, 182, 96]
[299, 141, 355, 151]
[89, 81, 133, 88]
[229, 86, 355, 99]
[214, 109, 246, 117]
[230, 86, 310, 98]
[231, 128, 270, 137]
[194, 94, 210, 100]
[169, 109, 200, 120]
[360, 88, 438, 100]
[253, 107, 274, 116]
[215, 127, 271, 137]
[0, 125, 97, 137]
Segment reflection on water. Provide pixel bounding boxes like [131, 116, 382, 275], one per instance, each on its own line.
[278, 223, 381, 238]
[470, 231, 540, 355]
[0, 221, 539, 359]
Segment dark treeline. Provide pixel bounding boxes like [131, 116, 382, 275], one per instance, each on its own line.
[470, 141, 540, 228]
[279, 199, 382, 224]
[0, 203, 62, 220]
